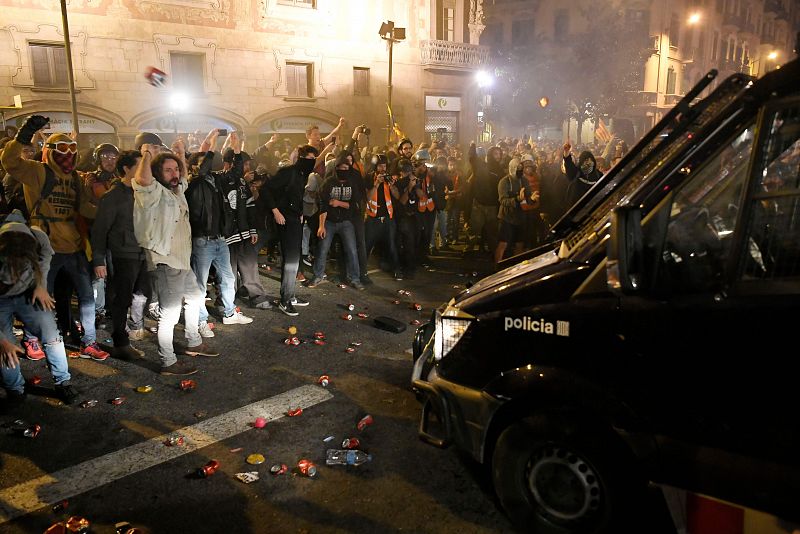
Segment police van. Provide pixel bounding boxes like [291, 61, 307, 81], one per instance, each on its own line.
[411, 43, 800, 533]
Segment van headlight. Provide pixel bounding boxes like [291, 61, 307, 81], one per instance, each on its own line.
[433, 302, 474, 361]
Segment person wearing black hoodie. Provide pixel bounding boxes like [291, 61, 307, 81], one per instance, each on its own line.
[562, 141, 603, 211]
[466, 143, 502, 255]
[259, 144, 319, 316]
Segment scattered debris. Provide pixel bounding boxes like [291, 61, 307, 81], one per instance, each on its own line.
[323, 435, 335, 443]
[357, 312, 369, 319]
[410, 319, 421, 326]
[297, 459, 317, 477]
[234, 471, 259, 484]
[179, 379, 197, 391]
[164, 434, 185, 447]
[229, 447, 244, 453]
[270, 463, 288, 476]
[196, 460, 220, 478]
[357, 414, 374, 431]
[30, 375, 42, 386]
[109, 397, 126, 406]
[342, 437, 360, 449]
[79, 400, 98, 409]
[287, 325, 298, 335]
[341, 314, 353, 321]
[287, 408, 303, 417]
[326, 449, 372, 466]
[52, 500, 68, 513]
[318, 375, 330, 387]
[347, 303, 355, 311]
[253, 417, 267, 429]
[246, 453, 265, 465]
[135, 385, 153, 393]
[411, 303, 422, 311]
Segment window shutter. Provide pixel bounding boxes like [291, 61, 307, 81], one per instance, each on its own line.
[31, 45, 52, 86]
[298, 64, 309, 97]
[52, 46, 69, 86]
[286, 64, 298, 96]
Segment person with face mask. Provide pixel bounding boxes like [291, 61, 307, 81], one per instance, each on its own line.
[0, 115, 109, 362]
[562, 141, 603, 211]
[133, 139, 218, 376]
[259, 144, 318, 316]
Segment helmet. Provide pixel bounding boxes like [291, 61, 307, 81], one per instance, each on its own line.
[134, 132, 164, 150]
[412, 149, 430, 164]
[93, 143, 119, 165]
[372, 154, 388, 167]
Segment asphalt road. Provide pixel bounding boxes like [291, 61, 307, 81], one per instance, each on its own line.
[0, 249, 516, 534]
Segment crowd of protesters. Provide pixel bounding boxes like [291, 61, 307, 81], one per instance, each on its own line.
[0, 114, 627, 407]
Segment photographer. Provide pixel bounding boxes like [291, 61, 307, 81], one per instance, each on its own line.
[396, 158, 424, 279]
[363, 154, 401, 280]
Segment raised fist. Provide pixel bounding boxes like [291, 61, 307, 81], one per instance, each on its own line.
[562, 142, 571, 157]
[16, 115, 50, 145]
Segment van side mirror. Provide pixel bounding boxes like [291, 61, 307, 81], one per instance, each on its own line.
[607, 206, 643, 293]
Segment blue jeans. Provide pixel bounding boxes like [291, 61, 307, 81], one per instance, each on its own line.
[151, 265, 204, 367]
[313, 219, 360, 283]
[47, 252, 96, 345]
[430, 209, 448, 247]
[1, 294, 71, 393]
[191, 237, 236, 322]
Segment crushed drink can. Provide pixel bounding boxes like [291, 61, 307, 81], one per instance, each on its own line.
[313, 331, 325, 339]
[270, 463, 288, 476]
[109, 397, 126, 406]
[410, 319, 421, 326]
[342, 437, 360, 449]
[357, 312, 368, 319]
[297, 459, 317, 477]
[287, 408, 303, 417]
[283, 336, 301, 346]
[412, 303, 422, 311]
[341, 314, 353, 321]
[357, 414, 374, 431]
[313, 339, 326, 346]
[246, 453, 265, 465]
[318, 375, 330, 387]
[345, 347, 356, 354]
[52, 499, 68, 513]
[164, 434, 184, 447]
[347, 303, 355, 311]
[397, 289, 410, 296]
[253, 417, 267, 429]
[180, 379, 196, 391]
[66, 516, 90, 533]
[135, 385, 153, 393]
[79, 399, 98, 409]
[31, 375, 42, 386]
[196, 459, 220, 478]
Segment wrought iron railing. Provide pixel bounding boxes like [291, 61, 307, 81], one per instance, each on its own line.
[420, 40, 490, 68]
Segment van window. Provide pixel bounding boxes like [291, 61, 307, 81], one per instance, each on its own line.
[741, 105, 800, 279]
[660, 125, 755, 292]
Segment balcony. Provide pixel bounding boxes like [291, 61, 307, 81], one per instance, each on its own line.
[722, 12, 743, 29]
[420, 40, 491, 71]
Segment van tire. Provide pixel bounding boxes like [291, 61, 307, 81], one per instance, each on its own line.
[492, 413, 641, 533]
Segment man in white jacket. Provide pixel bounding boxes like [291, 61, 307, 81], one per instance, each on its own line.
[133, 139, 218, 376]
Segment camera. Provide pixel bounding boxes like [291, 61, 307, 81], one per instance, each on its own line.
[359, 127, 371, 136]
[218, 128, 228, 136]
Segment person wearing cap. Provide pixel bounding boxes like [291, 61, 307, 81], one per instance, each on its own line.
[0, 115, 109, 362]
[82, 142, 120, 324]
[0, 210, 78, 405]
[91, 151, 150, 360]
[133, 138, 214, 376]
[363, 153, 401, 280]
[395, 157, 423, 279]
[186, 130, 254, 334]
[221, 146, 271, 310]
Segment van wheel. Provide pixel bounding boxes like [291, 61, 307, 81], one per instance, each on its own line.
[492, 414, 640, 533]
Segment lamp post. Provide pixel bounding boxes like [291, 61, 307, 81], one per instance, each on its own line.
[379, 21, 406, 145]
[169, 91, 189, 138]
[59, 0, 79, 137]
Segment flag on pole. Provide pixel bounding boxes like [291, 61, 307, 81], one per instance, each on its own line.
[387, 103, 406, 144]
[595, 119, 612, 143]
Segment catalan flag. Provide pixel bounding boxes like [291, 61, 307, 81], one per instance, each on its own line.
[595, 119, 612, 143]
[387, 103, 406, 144]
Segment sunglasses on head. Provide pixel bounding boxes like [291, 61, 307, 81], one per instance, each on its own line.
[46, 141, 78, 154]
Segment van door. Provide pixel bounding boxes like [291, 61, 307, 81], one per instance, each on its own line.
[619, 100, 800, 517]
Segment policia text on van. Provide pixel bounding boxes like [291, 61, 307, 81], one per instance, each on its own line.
[411, 39, 800, 533]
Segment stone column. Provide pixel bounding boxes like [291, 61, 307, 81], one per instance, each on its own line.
[468, 0, 486, 45]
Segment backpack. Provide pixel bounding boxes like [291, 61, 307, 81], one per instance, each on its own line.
[29, 165, 83, 237]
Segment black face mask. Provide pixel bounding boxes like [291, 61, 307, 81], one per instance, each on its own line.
[580, 160, 595, 175]
[296, 157, 316, 177]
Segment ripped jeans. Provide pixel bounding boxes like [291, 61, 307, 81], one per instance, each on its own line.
[1, 293, 71, 394]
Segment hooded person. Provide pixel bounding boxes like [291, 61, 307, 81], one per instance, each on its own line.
[464, 143, 502, 255]
[0, 115, 109, 361]
[562, 142, 603, 210]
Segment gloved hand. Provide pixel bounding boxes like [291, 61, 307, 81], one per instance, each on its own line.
[15, 115, 50, 145]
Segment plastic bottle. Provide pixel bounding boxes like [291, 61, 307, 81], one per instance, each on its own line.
[326, 449, 372, 466]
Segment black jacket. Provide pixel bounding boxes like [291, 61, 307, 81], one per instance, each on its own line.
[186, 151, 246, 240]
[259, 163, 306, 219]
[470, 145, 502, 207]
[563, 151, 602, 210]
[90, 180, 143, 265]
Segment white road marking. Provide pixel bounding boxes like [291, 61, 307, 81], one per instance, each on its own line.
[0, 384, 332, 524]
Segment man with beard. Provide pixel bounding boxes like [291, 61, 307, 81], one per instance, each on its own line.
[260, 144, 318, 317]
[363, 153, 401, 280]
[306, 151, 365, 291]
[133, 139, 217, 376]
[1, 115, 109, 361]
[395, 158, 422, 279]
[466, 143, 502, 255]
[562, 141, 602, 210]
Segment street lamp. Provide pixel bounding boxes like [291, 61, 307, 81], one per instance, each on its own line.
[379, 20, 406, 145]
[653, 9, 701, 125]
[169, 91, 190, 135]
[476, 70, 494, 88]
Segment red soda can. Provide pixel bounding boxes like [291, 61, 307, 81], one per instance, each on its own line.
[313, 331, 325, 339]
[347, 303, 355, 311]
[318, 375, 330, 387]
[196, 459, 220, 478]
[109, 397, 126, 405]
[287, 408, 303, 417]
[341, 314, 353, 321]
[31, 375, 42, 386]
[52, 499, 68, 513]
[270, 463, 288, 475]
[357, 414, 374, 431]
[65, 516, 90, 532]
[412, 303, 422, 311]
[313, 339, 326, 346]
[342, 437, 360, 449]
[297, 459, 317, 477]
[357, 312, 368, 319]
[180, 379, 196, 391]
[290, 336, 301, 346]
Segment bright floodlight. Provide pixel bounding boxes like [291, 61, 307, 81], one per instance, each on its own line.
[687, 12, 701, 25]
[170, 91, 190, 112]
[476, 70, 493, 88]
[768, 51, 778, 60]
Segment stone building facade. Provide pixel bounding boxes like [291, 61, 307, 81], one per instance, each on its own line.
[0, 0, 490, 150]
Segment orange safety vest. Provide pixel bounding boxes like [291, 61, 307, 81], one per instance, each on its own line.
[366, 181, 394, 218]
[417, 174, 435, 213]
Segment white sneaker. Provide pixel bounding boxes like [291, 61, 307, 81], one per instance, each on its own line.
[222, 308, 253, 325]
[198, 321, 215, 338]
[128, 328, 146, 341]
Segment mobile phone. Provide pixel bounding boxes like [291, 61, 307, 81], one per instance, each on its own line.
[218, 129, 228, 136]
